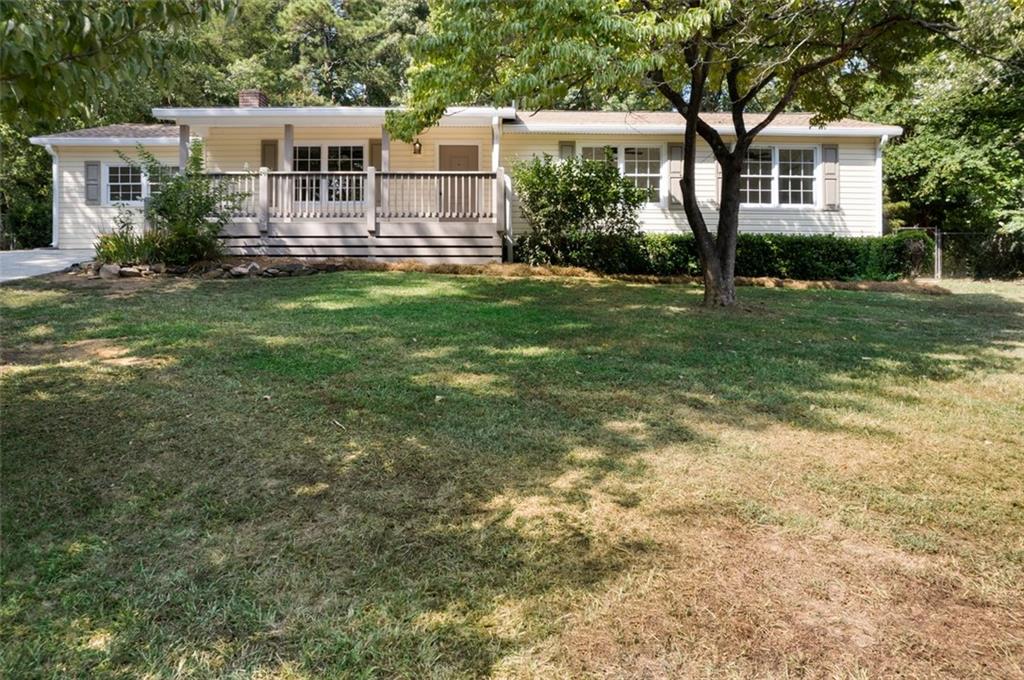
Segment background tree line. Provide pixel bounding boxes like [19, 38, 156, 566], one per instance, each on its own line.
[2, 0, 1021, 258]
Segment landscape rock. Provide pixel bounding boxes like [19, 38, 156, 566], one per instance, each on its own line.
[276, 263, 303, 273]
[99, 264, 121, 280]
[230, 262, 261, 277]
[202, 268, 225, 279]
[167, 265, 189, 275]
[119, 267, 142, 278]
[151, 263, 166, 274]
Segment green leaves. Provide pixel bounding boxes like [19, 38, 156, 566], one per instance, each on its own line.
[0, 0, 234, 123]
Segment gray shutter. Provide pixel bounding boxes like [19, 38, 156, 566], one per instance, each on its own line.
[668, 144, 684, 209]
[85, 161, 101, 205]
[715, 159, 722, 206]
[558, 141, 575, 159]
[822, 144, 839, 211]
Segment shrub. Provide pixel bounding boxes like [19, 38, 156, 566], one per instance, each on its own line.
[96, 142, 247, 266]
[974, 229, 1024, 279]
[512, 153, 647, 269]
[514, 230, 935, 280]
[95, 210, 160, 264]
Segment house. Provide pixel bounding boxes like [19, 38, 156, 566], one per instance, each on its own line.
[29, 90, 902, 263]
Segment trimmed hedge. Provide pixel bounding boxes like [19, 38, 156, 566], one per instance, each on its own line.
[515, 230, 935, 280]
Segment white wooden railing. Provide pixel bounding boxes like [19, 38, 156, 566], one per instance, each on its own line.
[205, 168, 506, 232]
[206, 172, 260, 218]
[379, 172, 496, 219]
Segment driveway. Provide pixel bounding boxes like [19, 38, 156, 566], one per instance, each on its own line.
[0, 249, 94, 283]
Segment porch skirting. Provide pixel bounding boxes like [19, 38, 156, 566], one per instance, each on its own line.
[219, 219, 504, 263]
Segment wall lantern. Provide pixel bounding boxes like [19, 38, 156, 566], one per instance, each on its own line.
[412, 139, 423, 155]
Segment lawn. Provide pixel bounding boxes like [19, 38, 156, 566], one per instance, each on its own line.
[2, 271, 1022, 679]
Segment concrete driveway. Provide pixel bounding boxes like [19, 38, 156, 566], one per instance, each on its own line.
[0, 249, 94, 283]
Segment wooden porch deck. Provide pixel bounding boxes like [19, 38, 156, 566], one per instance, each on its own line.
[208, 169, 510, 262]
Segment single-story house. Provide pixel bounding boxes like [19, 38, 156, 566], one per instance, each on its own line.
[30, 90, 902, 263]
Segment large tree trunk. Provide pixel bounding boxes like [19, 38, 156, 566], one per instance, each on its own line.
[680, 155, 742, 307]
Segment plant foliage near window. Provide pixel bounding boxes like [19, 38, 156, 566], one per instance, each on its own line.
[512, 153, 647, 271]
[95, 141, 247, 266]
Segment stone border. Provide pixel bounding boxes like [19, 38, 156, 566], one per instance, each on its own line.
[65, 259, 952, 296]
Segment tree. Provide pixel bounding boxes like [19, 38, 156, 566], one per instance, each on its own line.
[857, 0, 1024, 236]
[0, 0, 233, 122]
[388, 0, 958, 305]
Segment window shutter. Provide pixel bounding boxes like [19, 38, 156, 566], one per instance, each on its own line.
[558, 141, 575, 160]
[822, 144, 839, 211]
[85, 161, 101, 205]
[715, 159, 722, 206]
[668, 144, 684, 209]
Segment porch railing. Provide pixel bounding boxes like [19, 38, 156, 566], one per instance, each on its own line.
[204, 168, 506, 232]
[379, 172, 496, 219]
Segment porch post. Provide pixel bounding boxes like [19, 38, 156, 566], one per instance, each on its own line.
[283, 124, 293, 218]
[381, 129, 390, 212]
[493, 165, 505, 248]
[258, 167, 269, 233]
[491, 116, 501, 172]
[178, 125, 190, 171]
[282, 124, 293, 172]
[366, 166, 378, 237]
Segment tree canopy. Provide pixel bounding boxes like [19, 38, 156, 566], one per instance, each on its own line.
[389, 0, 959, 304]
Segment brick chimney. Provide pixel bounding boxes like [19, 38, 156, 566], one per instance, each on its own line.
[238, 89, 268, 107]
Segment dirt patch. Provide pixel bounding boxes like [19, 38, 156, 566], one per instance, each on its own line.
[0, 338, 167, 370]
[521, 525, 1021, 678]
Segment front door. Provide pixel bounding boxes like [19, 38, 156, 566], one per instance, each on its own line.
[438, 145, 479, 217]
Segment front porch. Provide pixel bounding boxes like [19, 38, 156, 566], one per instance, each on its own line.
[207, 168, 509, 262]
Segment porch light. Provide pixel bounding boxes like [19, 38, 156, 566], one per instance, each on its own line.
[412, 138, 423, 155]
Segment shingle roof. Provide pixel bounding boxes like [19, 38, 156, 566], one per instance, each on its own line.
[508, 110, 893, 132]
[32, 124, 178, 140]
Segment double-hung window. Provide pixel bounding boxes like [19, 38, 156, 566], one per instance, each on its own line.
[292, 144, 366, 203]
[292, 145, 322, 202]
[326, 144, 364, 202]
[579, 144, 664, 204]
[739, 148, 774, 206]
[623, 146, 661, 203]
[739, 146, 818, 207]
[778, 149, 815, 205]
[106, 165, 144, 203]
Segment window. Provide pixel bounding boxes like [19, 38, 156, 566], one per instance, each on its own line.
[293, 145, 322, 201]
[327, 145, 364, 201]
[739, 146, 818, 207]
[623, 146, 661, 202]
[740, 147, 773, 205]
[107, 165, 143, 203]
[147, 166, 178, 196]
[778, 148, 815, 205]
[581, 145, 618, 162]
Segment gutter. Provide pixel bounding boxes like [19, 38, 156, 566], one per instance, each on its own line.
[28, 136, 179, 147]
[504, 124, 905, 138]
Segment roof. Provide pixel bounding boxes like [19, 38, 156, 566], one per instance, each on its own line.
[506, 110, 902, 137]
[30, 124, 179, 147]
[151, 106, 516, 128]
[29, 109, 901, 148]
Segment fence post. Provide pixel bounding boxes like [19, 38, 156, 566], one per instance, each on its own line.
[366, 167, 378, 236]
[258, 168, 269, 233]
[934, 227, 943, 280]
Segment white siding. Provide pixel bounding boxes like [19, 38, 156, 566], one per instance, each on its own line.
[499, 132, 883, 238]
[202, 125, 491, 172]
[54, 146, 178, 250]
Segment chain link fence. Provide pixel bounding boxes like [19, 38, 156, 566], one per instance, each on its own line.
[895, 228, 1023, 280]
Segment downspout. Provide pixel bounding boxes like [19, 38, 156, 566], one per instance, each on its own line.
[44, 144, 60, 248]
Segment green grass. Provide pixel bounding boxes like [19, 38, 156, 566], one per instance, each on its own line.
[2, 273, 1022, 678]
